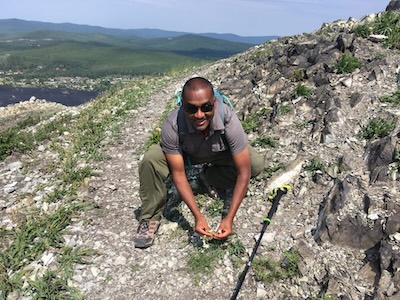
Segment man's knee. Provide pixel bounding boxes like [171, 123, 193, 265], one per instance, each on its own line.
[250, 149, 264, 177]
[139, 144, 169, 178]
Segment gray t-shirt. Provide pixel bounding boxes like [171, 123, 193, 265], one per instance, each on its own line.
[161, 100, 248, 160]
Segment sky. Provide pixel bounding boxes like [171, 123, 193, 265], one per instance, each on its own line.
[1, 0, 389, 37]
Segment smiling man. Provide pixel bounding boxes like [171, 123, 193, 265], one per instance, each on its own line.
[134, 76, 264, 248]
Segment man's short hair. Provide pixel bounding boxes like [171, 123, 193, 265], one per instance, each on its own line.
[181, 77, 214, 102]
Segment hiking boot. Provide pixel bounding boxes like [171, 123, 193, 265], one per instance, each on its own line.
[134, 219, 160, 248]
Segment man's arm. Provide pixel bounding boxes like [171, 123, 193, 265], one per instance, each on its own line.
[165, 153, 213, 238]
[214, 146, 251, 239]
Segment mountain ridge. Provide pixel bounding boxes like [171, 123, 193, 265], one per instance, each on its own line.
[0, 18, 278, 45]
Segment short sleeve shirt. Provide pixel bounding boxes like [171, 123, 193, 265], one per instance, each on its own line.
[161, 100, 248, 159]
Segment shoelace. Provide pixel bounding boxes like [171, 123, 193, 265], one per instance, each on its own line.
[137, 221, 149, 234]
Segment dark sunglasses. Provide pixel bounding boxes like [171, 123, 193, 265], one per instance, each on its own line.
[184, 103, 214, 114]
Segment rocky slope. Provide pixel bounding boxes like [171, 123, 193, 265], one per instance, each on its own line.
[1, 9, 400, 300]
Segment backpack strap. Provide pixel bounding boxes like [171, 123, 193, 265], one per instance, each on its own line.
[177, 105, 192, 168]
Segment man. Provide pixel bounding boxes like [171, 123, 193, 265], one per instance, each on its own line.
[134, 77, 264, 248]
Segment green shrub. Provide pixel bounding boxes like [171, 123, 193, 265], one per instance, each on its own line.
[380, 90, 400, 106]
[359, 117, 396, 140]
[311, 293, 339, 300]
[278, 104, 292, 115]
[187, 237, 246, 285]
[0, 128, 34, 160]
[293, 83, 311, 99]
[187, 242, 224, 284]
[253, 248, 301, 284]
[305, 157, 325, 174]
[241, 113, 260, 133]
[251, 135, 278, 148]
[205, 199, 224, 217]
[374, 11, 399, 37]
[373, 11, 400, 48]
[351, 24, 372, 38]
[334, 52, 362, 74]
[290, 68, 305, 81]
[143, 127, 162, 152]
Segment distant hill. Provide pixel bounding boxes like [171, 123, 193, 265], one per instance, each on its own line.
[0, 18, 278, 45]
[0, 19, 275, 79]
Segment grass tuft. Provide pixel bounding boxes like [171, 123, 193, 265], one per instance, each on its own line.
[252, 248, 301, 284]
[358, 117, 396, 140]
[334, 52, 362, 74]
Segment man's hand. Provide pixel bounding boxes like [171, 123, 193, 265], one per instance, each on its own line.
[195, 214, 214, 238]
[214, 217, 233, 240]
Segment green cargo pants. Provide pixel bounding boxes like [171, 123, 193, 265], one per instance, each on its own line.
[138, 144, 264, 221]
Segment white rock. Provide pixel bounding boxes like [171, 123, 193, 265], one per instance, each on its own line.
[72, 274, 83, 283]
[393, 232, 400, 242]
[367, 212, 379, 220]
[255, 231, 276, 246]
[256, 287, 267, 299]
[41, 251, 55, 266]
[8, 161, 23, 172]
[90, 267, 100, 277]
[158, 222, 179, 235]
[4, 182, 18, 194]
[114, 256, 127, 266]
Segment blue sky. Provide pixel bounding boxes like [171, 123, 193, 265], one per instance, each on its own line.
[2, 0, 388, 36]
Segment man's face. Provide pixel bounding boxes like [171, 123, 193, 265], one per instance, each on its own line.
[183, 87, 216, 132]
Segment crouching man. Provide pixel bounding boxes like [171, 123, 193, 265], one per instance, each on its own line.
[134, 76, 264, 248]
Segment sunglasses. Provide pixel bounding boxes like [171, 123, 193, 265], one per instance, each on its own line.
[184, 103, 214, 114]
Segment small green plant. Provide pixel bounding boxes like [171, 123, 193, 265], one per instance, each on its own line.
[58, 246, 96, 277]
[263, 163, 284, 178]
[311, 293, 339, 300]
[374, 52, 385, 59]
[143, 127, 162, 151]
[206, 200, 224, 217]
[187, 242, 224, 284]
[305, 157, 325, 175]
[351, 24, 372, 38]
[293, 83, 311, 99]
[256, 107, 272, 117]
[29, 270, 81, 300]
[334, 52, 362, 74]
[358, 117, 396, 140]
[129, 264, 142, 272]
[251, 135, 278, 148]
[187, 236, 246, 284]
[0, 128, 34, 160]
[380, 90, 400, 106]
[374, 11, 399, 37]
[252, 248, 301, 284]
[278, 104, 292, 115]
[241, 113, 260, 133]
[294, 120, 310, 130]
[290, 68, 305, 82]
